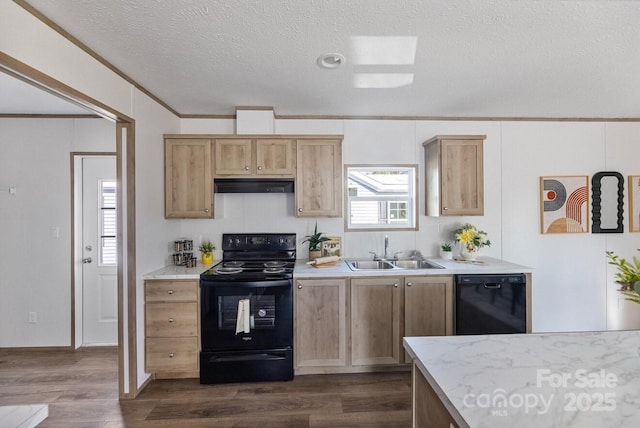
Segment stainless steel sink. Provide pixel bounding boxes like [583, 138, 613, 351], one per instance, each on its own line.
[391, 260, 445, 269]
[345, 259, 445, 271]
[346, 260, 396, 270]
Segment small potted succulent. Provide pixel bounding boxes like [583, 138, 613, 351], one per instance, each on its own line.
[198, 240, 216, 265]
[440, 242, 453, 260]
[302, 222, 330, 261]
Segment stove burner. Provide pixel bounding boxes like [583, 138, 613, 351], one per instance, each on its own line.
[264, 267, 285, 274]
[264, 261, 287, 268]
[217, 267, 243, 274]
[225, 261, 245, 267]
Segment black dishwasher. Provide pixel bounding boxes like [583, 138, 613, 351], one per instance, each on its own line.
[455, 274, 527, 335]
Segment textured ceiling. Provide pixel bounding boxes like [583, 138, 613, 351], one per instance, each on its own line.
[10, 0, 640, 118]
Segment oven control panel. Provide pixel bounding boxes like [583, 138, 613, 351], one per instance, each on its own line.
[222, 233, 296, 251]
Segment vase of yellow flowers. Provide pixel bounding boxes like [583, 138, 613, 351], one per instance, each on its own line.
[453, 223, 491, 261]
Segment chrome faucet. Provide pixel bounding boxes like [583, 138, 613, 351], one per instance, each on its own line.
[384, 235, 389, 259]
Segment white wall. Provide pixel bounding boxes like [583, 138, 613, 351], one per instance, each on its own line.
[0, 118, 114, 346]
[179, 117, 640, 334]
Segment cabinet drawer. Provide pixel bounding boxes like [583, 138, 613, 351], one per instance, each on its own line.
[145, 280, 198, 302]
[146, 337, 198, 372]
[146, 302, 198, 337]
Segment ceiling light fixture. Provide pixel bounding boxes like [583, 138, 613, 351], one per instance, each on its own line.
[317, 53, 346, 69]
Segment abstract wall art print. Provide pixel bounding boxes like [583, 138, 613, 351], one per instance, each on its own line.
[540, 176, 590, 234]
[629, 175, 640, 232]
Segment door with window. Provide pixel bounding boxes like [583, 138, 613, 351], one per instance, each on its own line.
[82, 157, 117, 345]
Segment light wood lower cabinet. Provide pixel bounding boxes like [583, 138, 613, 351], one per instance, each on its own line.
[294, 274, 455, 374]
[404, 275, 453, 363]
[144, 279, 199, 379]
[351, 276, 403, 366]
[413, 363, 459, 428]
[294, 278, 347, 373]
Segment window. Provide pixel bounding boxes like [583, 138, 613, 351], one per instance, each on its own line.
[346, 165, 417, 230]
[99, 180, 117, 266]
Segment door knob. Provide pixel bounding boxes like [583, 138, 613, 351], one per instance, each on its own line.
[82, 257, 92, 264]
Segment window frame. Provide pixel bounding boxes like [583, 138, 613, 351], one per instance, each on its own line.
[98, 179, 117, 266]
[344, 164, 419, 232]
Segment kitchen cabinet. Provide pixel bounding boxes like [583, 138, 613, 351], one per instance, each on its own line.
[294, 278, 347, 374]
[214, 138, 295, 176]
[165, 138, 214, 218]
[144, 279, 199, 378]
[350, 276, 403, 366]
[424, 135, 485, 216]
[296, 139, 342, 217]
[404, 275, 453, 363]
[413, 363, 459, 428]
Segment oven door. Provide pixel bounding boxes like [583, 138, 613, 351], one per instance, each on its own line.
[200, 278, 293, 351]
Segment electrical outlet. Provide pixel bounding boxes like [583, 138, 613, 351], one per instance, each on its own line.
[28, 312, 37, 323]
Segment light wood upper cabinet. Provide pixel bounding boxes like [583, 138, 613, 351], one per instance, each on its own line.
[294, 278, 347, 373]
[214, 138, 295, 176]
[350, 276, 403, 366]
[165, 138, 213, 218]
[256, 139, 295, 175]
[296, 139, 342, 217]
[424, 135, 485, 216]
[214, 138, 253, 175]
[404, 275, 453, 363]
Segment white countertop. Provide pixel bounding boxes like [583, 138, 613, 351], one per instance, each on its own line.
[294, 256, 532, 277]
[0, 404, 48, 428]
[404, 331, 640, 428]
[143, 256, 531, 280]
[142, 263, 211, 279]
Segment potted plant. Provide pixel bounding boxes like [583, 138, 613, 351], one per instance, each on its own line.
[606, 250, 640, 304]
[302, 222, 330, 261]
[453, 223, 491, 261]
[439, 242, 453, 260]
[198, 240, 216, 265]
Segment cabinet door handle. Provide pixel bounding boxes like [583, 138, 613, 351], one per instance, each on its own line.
[298, 208, 303, 212]
[167, 290, 174, 295]
[443, 207, 449, 211]
[394, 283, 398, 288]
[204, 208, 209, 213]
[168, 318, 174, 323]
[257, 166, 263, 170]
[407, 282, 412, 287]
[245, 166, 250, 170]
[298, 284, 302, 289]
[168, 353, 174, 358]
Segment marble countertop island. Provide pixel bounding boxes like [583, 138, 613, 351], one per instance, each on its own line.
[404, 331, 640, 428]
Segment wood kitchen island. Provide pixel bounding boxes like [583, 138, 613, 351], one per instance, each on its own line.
[404, 331, 640, 428]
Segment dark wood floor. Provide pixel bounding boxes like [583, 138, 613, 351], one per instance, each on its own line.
[0, 347, 412, 427]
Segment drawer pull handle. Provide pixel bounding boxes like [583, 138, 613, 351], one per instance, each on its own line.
[168, 353, 174, 358]
[168, 318, 174, 323]
[167, 290, 174, 295]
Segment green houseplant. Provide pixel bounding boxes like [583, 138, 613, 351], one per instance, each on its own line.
[439, 242, 453, 260]
[302, 222, 330, 261]
[198, 240, 216, 265]
[606, 250, 640, 304]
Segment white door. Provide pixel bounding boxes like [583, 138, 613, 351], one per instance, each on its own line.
[82, 157, 118, 345]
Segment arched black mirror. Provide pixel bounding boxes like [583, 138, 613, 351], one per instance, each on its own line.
[591, 171, 624, 233]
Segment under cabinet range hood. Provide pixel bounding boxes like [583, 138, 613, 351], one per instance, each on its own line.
[214, 178, 294, 194]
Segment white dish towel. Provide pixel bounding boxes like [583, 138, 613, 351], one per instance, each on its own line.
[235, 299, 251, 334]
